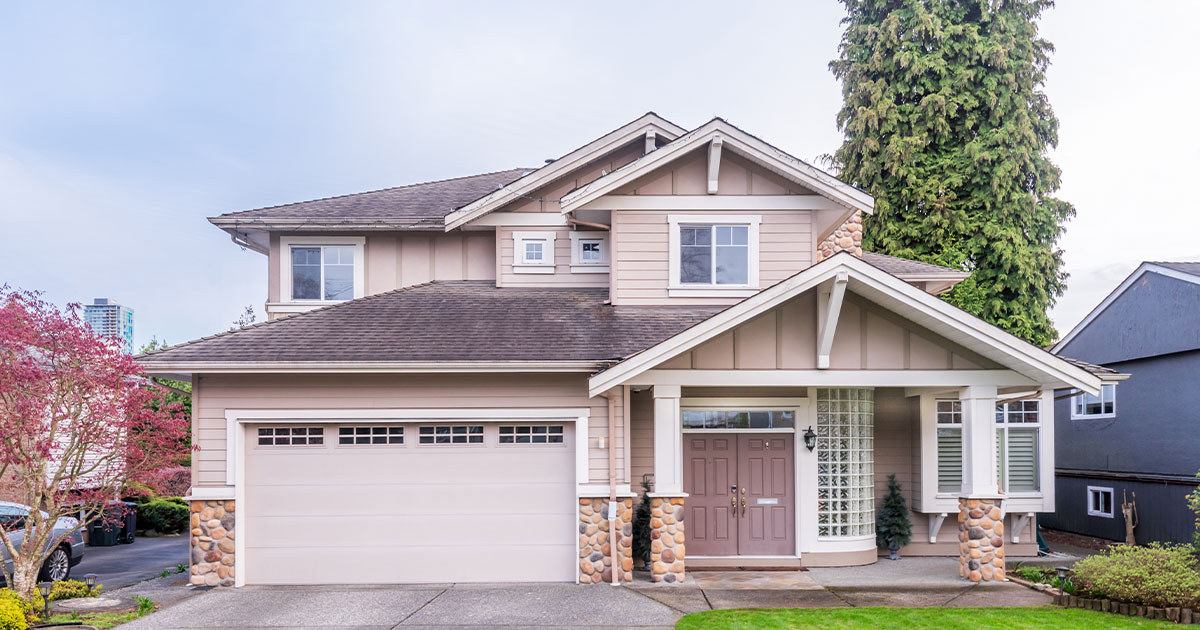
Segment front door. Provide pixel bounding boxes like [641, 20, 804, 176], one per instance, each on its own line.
[684, 434, 795, 556]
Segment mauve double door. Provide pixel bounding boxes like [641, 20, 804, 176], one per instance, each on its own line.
[684, 433, 795, 556]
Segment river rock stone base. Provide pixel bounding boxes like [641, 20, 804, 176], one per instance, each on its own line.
[817, 210, 863, 261]
[957, 497, 1003, 582]
[190, 499, 236, 587]
[578, 497, 633, 584]
[650, 497, 685, 584]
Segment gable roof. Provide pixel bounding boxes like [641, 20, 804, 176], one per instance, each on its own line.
[559, 117, 874, 215]
[444, 112, 687, 230]
[1051, 260, 1200, 354]
[588, 252, 1102, 396]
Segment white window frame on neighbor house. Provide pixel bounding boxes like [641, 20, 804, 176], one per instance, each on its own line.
[667, 214, 760, 297]
[568, 231, 609, 273]
[278, 236, 366, 306]
[513, 231, 556, 274]
[1071, 383, 1116, 419]
[1087, 486, 1115, 518]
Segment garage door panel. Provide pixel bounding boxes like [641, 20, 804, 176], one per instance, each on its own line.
[246, 482, 572, 517]
[246, 449, 569, 485]
[244, 513, 576, 548]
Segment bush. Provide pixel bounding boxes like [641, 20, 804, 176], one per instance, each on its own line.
[0, 597, 24, 630]
[148, 466, 191, 497]
[140, 498, 189, 533]
[1073, 543, 1200, 609]
[0, 589, 36, 627]
[46, 579, 101, 602]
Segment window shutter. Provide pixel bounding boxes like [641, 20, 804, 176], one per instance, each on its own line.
[936, 428, 962, 492]
[1006, 429, 1039, 491]
[995, 428, 1004, 489]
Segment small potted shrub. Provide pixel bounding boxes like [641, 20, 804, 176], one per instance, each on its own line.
[876, 474, 913, 560]
[632, 480, 653, 570]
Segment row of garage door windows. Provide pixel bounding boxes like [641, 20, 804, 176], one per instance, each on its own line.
[256, 424, 567, 447]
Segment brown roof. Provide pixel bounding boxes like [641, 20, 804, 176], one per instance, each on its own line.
[138, 282, 719, 365]
[209, 169, 532, 229]
[861, 252, 966, 277]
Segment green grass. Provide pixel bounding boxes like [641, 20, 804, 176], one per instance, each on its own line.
[676, 607, 1176, 629]
[39, 595, 156, 628]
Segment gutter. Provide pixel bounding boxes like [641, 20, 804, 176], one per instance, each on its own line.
[136, 360, 603, 375]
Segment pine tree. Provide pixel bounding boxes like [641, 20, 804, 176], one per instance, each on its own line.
[632, 480, 654, 566]
[830, 0, 1073, 347]
[877, 474, 913, 558]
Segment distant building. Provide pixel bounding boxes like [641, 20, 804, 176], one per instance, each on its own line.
[83, 298, 134, 354]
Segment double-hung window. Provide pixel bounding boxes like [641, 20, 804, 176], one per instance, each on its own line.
[995, 400, 1040, 492]
[935, 400, 963, 492]
[1072, 384, 1116, 418]
[281, 237, 365, 303]
[668, 215, 760, 294]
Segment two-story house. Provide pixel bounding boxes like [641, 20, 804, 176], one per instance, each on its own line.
[1044, 262, 1198, 544]
[138, 113, 1118, 589]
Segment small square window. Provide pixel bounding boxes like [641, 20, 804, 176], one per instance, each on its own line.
[1088, 486, 1114, 518]
[524, 241, 544, 263]
[514, 232, 556, 270]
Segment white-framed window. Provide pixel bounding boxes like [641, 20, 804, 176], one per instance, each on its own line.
[568, 231, 609, 273]
[498, 425, 564, 444]
[513, 231, 556, 274]
[256, 426, 324, 446]
[995, 399, 1040, 493]
[667, 215, 760, 296]
[279, 236, 365, 303]
[1087, 486, 1115, 518]
[338, 426, 404, 446]
[816, 388, 874, 538]
[1072, 384, 1116, 419]
[681, 409, 795, 429]
[418, 425, 484, 445]
[935, 400, 963, 492]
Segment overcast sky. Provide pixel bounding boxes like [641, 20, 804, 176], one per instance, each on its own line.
[2, 1, 1197, 350]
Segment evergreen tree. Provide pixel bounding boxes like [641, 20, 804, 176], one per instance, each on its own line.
[876, 474, 913, 558]
[632, 480, 654, 566]
[830, 0, 1073, 347]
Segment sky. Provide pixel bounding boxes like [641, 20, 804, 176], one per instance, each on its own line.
[1, 1, 1197, 350]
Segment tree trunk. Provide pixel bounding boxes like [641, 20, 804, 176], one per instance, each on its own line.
[11, 556, 41, 605]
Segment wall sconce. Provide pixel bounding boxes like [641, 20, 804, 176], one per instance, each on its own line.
[597, 436, 606, 449]
[803, 426, 817, 451]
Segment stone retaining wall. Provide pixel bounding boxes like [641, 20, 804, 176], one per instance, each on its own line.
[649, 497, 685, 583]
[578, 497, 633, 584]
[957, 497, 1004, 582]
[190, 499, 236, 586]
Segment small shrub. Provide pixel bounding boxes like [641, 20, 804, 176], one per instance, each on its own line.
[0, 589, 36, 627]
[1073, 543, 1200, 609]
[140, 498, 189, 533]
[631, 480, 653, 565]
[1187, 470, 1200, 551]
[132, 595, 155, 615]
[1013, 565, 1050, 583]
[47, 579, 100, 602]
[0, 597, 24, 630]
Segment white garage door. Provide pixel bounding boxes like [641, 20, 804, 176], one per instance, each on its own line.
[242, 422, 576, 584]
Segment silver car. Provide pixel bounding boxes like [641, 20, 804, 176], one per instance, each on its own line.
[0, 501, 85, 582]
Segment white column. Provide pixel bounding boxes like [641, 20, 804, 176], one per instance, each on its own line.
[959, 385, 998, 497]
[652, 385, 683, 494]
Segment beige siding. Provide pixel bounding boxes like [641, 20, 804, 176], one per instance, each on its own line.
[504, 144, 644, 214]
[614, 150, 816, 197]
[495, 227, 610, 288]
[191, 373, 625, 488]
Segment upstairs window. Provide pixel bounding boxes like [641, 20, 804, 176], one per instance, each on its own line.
[1072, 384, 1116, 419]
[281, 237, 364, 303]
[569, 232, 609, 272]
[513, 231, 556, 273]
[668, 215, 760, 294]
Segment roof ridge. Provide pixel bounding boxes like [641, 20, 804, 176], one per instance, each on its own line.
[213, 168, 532, 219]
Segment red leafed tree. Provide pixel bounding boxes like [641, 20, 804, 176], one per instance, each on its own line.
[0, 287, 189, 601]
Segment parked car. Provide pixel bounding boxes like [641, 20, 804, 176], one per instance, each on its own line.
[0, 501, 85, 582]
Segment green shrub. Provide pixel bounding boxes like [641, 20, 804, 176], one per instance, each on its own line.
[1073, 543, 1200, 609]
[46, 579, 101, 602]
[1013, 565, 1051, 583]
[140, 498, 189, 533]
[0, 589, 32, 628]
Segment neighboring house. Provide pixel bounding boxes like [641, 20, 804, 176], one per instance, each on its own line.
[138, 113, 1118, 588]
[83, 298, 135, 354]
[1045, 262, 1200, 544]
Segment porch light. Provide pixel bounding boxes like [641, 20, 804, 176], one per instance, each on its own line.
[803, 426, 817, 451]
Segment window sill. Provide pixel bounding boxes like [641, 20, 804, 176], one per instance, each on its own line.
[513, 265, 555, 275]
[1071, 414, 1116, 420]
[570, 264, 609, 274]
[1087, 511, 1116, 519]
[668, 286, 758, 298]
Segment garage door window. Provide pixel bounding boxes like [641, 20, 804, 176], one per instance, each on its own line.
[499, 425, 564, 444]
[339, 426, 404, 445]
[419, 425, 484, 445]
[257, 427, 324, 446]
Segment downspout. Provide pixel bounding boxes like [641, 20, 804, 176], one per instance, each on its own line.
[603, 390, 620, 586]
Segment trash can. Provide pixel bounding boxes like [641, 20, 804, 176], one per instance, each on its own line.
[118, 501, 137, 544]
[88, 518, 120, 547]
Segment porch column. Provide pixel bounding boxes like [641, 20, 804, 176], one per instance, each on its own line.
[652, 385, 683, 494]
[957, 385, 1005, 583]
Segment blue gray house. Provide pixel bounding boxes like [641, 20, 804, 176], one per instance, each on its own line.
[1045, 262, 1200, 544]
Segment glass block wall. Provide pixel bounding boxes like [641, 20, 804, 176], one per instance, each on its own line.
[816, 388, 875, 537]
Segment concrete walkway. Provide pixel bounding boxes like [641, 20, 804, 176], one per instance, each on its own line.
[117, 558, 1051, 629]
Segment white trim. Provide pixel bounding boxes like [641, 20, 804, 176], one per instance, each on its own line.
[513, 230, 556, 273]
[140, 361, 598, 376]
[707, 136, 723, 194]
[667, 289, 757, 298]
[621, 369, 1037, 391]
[928, 513, 949, 543]
[1053, 262, 1200, 351]
[667, 214, 761, 292]
[1086, 486, 1115, 518]
[568, 231, 610, 273]
[466, 212, 568, 227]
[816, 271, 849, 369]
[652, 385, 683, 494]
[1070, 383, 1117, 419]
[444, 114, 685, 230]
[579, 195, 845, 212]
[183, 487, 235, 501]
[278, 236, 366, 305]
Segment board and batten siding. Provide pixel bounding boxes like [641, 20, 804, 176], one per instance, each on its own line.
[495, 227, 609, 288]
[191, 373, 625, 489]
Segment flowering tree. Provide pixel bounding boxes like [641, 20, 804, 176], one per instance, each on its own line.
[0, 287, 189, 601]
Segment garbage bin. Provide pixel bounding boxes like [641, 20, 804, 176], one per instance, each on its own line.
[88, 518, 120, 547]
[118, 501, 137, 544]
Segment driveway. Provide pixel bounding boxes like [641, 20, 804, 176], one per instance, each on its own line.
[72, 535, 189, 591]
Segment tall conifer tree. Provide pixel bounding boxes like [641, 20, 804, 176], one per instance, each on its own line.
[830, 0, 1073, 346]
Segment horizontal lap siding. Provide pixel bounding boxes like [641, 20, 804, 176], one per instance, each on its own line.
[496, 227, 610, 288]
[191, 373, 624, 488]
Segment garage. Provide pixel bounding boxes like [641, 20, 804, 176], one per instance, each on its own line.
[241, 421, 576, 584]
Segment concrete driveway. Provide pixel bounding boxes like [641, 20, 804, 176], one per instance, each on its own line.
[73, 535, 189, 590]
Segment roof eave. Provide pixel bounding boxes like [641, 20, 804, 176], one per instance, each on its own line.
[138, 360, 605, 376]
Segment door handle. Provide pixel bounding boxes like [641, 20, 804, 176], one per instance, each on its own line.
[730, 496, 737, 511]
[740, 497, 746, 516]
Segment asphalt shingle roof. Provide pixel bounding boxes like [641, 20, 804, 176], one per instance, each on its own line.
[1150, 261, 1200, 277]
[861, 252, 966, 276]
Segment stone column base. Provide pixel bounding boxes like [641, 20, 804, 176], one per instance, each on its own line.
[578, 497, 633, 584]
[190, 499, 236, 587]
[957, 497, 1004, 582]
[649, 496, 685, 583]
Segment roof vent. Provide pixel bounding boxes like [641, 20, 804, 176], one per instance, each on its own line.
[544, 159, 555, 164]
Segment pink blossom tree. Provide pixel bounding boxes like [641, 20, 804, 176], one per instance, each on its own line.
[0, 287, 189, 601]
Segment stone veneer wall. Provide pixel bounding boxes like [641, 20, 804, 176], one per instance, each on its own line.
[190, 499, 236, 586]
[649, 497, 685, 583]
[957, 497, 1004, 582]
[817, 210, 864, 261]
[578, 497, 633, 583]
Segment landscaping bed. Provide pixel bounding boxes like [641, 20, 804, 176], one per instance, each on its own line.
[676, 607, 1176, 629]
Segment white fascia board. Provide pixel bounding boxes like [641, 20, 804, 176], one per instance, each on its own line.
[560, 119, 875, 216]
[139, 361, 601, 375]
[578, 195, 844, 212]
[444, 114, 685, 231]
[1052, 262, 1200, 352]
[625, 370, 1037, 388]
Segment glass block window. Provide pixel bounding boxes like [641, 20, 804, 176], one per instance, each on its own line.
[816, 388, 874, 538]
[498, 425, 564, 444]
[419, 425, 484, 445]
[338, 426, 403, 445]
[257, 426, 324, 446]
[681, 410, 795, 429]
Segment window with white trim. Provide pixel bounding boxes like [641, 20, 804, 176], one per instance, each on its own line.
[816, 388, 874, 538]
[995, 400, 1040, 492]
[291, 246, 355, 301]
[681, 410, 795, 429]
[513, 231, 556, 273]
[419, 425, 484, 444]
[667, 215, 760, 293]
[1087, 486, 1114, 518]
[257, 427, 324, 446]
[935, 400, 963, 492]
[1072, 384, 1116, 418]
[568, 231, 608, 272]
[498, 425, 564, 444]
[338, 426, 404, 445]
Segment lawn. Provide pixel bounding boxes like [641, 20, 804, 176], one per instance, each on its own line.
[676, 607, 1175, 629]
[40, 610, 147, 628]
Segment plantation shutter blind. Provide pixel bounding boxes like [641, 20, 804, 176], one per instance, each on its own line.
[1006, 430, 1039, 491]
[936, 429, 962, 491]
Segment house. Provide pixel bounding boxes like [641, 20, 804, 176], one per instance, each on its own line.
[1044, 262, 1199, 544]
[137, 113, 1119, 588]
